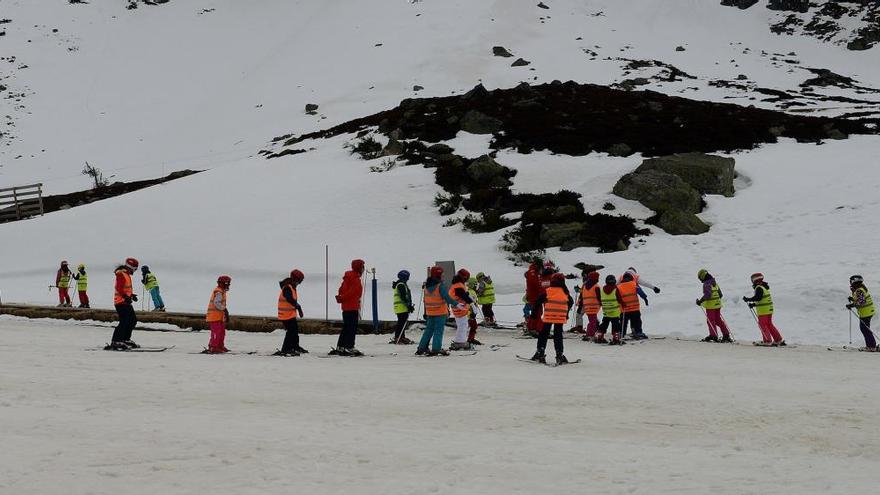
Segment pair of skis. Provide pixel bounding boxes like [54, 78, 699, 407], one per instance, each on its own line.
[515, 355, 582, 367]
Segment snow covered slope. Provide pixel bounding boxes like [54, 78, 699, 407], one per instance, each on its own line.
[1, 1, 879, 345]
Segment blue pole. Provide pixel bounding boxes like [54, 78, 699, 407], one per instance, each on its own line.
[371, 269, 379, 331]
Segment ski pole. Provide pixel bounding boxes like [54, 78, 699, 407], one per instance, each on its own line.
[849, 307, 853, 345]
[719, 313, 735, 342]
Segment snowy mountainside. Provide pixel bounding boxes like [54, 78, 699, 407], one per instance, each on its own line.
[0, 1, 879, 345]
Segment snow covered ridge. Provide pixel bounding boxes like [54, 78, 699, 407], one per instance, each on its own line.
[263, 81, 878, 257]
[721, 0, 880, 50]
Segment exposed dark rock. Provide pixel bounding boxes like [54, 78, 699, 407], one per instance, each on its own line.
[537, 2, 550, 9]
[801, 68, 856, 88]
[613, 169, 703, 214]
[305, 103, 319, 114]
[637, 153, 736, 197]
[460, 110, 502, 134]
[467, 155, 509, 185]
[382, 137, 405, 156]
[602, 202, 616, 211]
[413, 85, 424, 91]
[511, 58, 532, 67]
[618, 78, 650, 91]
[655, 210, 710, 235]
[768, 0, 809, 13]
[493, 46, 514, 58]
[675, 45, 686, 51]
[540, 222, 586, 246]
[720, 0, 759, 9]
[607, 143, 634, 157]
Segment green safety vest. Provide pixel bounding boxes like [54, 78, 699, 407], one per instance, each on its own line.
[76, 273, 88, 291]
[393, 282, 411, 314]
[754, 286, 774, 316]
[600, 288, 621, 318]
[144, 273, 159, 290]
[701, 283, 722, 310]
[853, 287, 875, 318]
[476, 281, 496, 305]
[58, 273, 71, 289]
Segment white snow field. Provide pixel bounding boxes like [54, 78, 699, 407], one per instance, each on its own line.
[1, 315, 879, 495]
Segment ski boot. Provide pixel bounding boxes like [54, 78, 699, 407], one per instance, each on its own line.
[347, 348, 364, 357]
[328, 348, 346, 356]
[82, 304, 90, 309]
[530, 350, 546, 364]
[773, 341, 787, 347]
[415, 347, 429, 356]
[631, 333, 649, 340]
[720, 335, 734, 343]
[294, 346, 309, 354]
[122, 340, 140, 349]
[701, 335, 719, 343]
[568, 325, 585, 334]
[467, 338, 483, 346]
[610, 334, 623, 345]
[273, 349, 300, 357]
[449, 341, 473, 351]
[555, 354, 569, 365]
[592, 334, 607, 344]
[428, 349, 450, 356]
[860, 346, 879, 352]
[104, 341, 129, 351]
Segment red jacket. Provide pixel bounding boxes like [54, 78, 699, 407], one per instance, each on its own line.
[525, 268, 542, 304]
[337, 270, 363, 311]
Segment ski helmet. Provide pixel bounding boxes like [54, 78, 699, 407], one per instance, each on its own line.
[551, 272, 566, 283]
[141, 265, 149, 273]
[77, 263, 85, 271]
[125, 258, 139, 270]
[850, 275, 864, 285]
[351, 259, 366, 273]
[430, 266, 443, 278]
[588, 271, 600, 282]
[697, 269, 708, 281]
[750, 272, 764, 284]
[457, 268, 471, 280]
[290, 269, 304, 282]
[217, 275, 232, 287]
[397, 270, 410, 281]
[605, 274, 617, 285]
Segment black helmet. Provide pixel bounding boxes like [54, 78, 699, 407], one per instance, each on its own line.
[605, 274, 616, 285]
[850, 275, 864, 285]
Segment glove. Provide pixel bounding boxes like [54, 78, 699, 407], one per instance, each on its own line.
[695, 299, 702, 306]
[123, 296, 132, 304]
[224, 308, 230, 323]
[653, 287, 660, 294]
[742, 296, 749, 302]
[748, 303, 756, 308]
[131, 294, 138, 302]
[408, 305, 415, 313]
[847, 296, 853, 303]
[296, 305, 304, 318]
[846, 303, 854, 310]
[335, 295, 342, 303]
[642, 298, 649, 307]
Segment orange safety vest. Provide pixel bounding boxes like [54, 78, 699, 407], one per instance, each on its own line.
[449, 282, 469, 318]
[543, 287, 569, 324]
[581, 284, 601, 315]
[424, 284, 448, 317]
[617, 280, 640, 312]
[113, 270, 132, 305]
[278, 284, 298, 321]
[206, 287, 227, 323]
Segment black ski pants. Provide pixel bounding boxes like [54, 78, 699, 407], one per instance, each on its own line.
[622, 311, 643, 337]
[112, 303, 137, 342]
[538, 323, 564, 355]
[599, 315, 621, 336]
[393, 312, 409, 340]
[337, 310, 359, 349]
[280, 318, 300, 353]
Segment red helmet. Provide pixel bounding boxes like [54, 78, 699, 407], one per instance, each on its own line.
[457, 268, 471, 280]
[125, 257, 139, 270]
[551, 272, 566, 283]
[430, 266, 443, 278]
[587, 271, 600, 282]
[351, 259, 365, 272]
[750, 272, 764, 284]
[217, 275, 232, 286]
[290, 269, 304, 282]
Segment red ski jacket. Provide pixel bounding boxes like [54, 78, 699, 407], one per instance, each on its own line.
[337, 270, 363, 312]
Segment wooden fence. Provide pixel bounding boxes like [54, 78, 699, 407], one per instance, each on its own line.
[0, 183, 44, 222]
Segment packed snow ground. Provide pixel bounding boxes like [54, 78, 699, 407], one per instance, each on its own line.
[1, 316, 878, 495]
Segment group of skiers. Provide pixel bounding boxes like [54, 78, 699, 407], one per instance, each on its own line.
[54, 260, 165, 312]
[57, 255, 875, 354]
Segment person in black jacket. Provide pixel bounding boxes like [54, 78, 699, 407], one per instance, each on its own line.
[391, 270, 415, 344]
[276, 270, 308, 355]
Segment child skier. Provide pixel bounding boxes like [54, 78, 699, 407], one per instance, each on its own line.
[695, 269, 732, 343]
[531, 273, 573, 364]
[55, 261, 72, 307]
[742, 273, 786, 346]
[474, 272, 496, 326]
[466, 281, 483, 345]
[617, 271, 651, 340]
[332, 259, 365, 356]
[107, 258, 140, 350]
[580, 271, 601, 340]
[141, 266, 165, 311]
[417, 266, 461, 356]
[846, 275, 877, 351]
[276, 269, 307, 355]
[72, 263, 90, 308]
[596, 274, 626, 345]
[391, 270, 415, 344]
[206, 275, 232, 353]
[449, 268, 477, 350]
